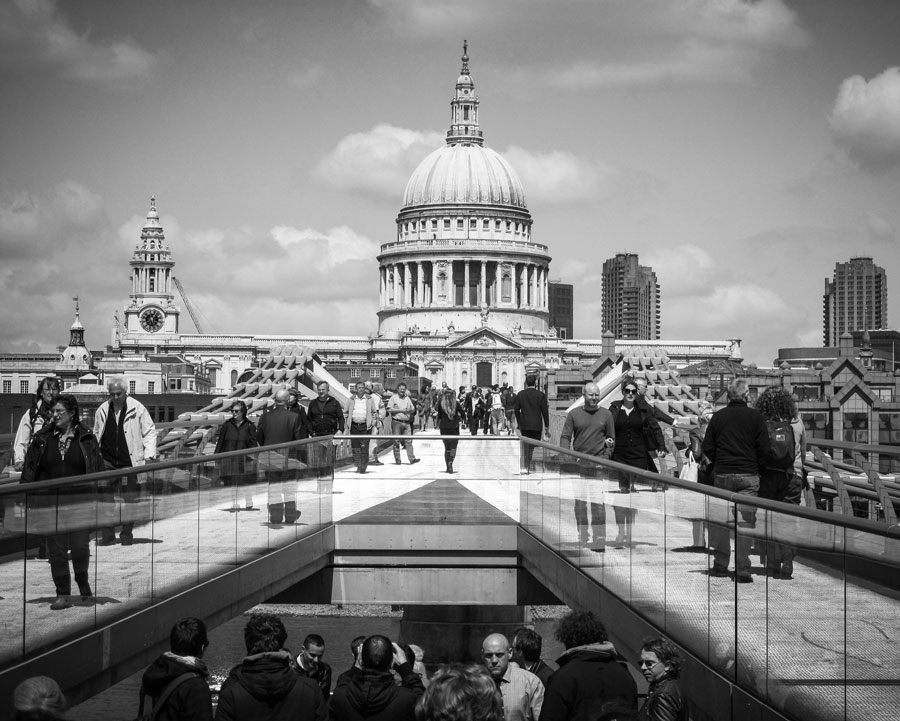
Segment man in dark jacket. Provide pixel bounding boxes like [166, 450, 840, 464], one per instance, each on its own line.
[141, 617, 213, 721]
[538, 611, 636, 721]
[257, 388, 308, 524]
[701, 378, 769, 583]
[515, 375, 549, 473]
[328, 634, 424, 721]
[216, 614, 325, 721]
[512, 627, 556, 689]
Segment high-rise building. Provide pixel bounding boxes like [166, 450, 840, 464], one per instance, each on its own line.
[601, 253, 660, 340]
[823, 257, 888, 346]
[548, 281, 574, 339]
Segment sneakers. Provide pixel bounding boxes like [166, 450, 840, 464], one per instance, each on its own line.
[51, 597, 71, 610]
[410, 458, 421, 465]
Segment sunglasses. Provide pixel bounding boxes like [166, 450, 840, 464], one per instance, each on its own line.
[624, 388, 637, 395]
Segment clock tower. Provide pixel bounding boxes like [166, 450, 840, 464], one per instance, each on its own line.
[124, 196, 180, 337]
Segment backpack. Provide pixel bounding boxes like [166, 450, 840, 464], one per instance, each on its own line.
[766, 420, 794, 471]
[135, 672, 198, 721]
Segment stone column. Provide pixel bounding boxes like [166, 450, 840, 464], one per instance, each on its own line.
[405, 262, 412, 307]
[519, 264, 527, 308]
[431, 262, 437, 307]
[464, 260, 470, 307]
[417, 261, 424, 308]
[481, 260, 487, 306]
[393, 264, 400, 307]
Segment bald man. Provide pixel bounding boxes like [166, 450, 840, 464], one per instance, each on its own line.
[257, 388, 308, 524]
[93, 377, 157, 545]
[482, 633, 543, 721]
[559, 381, 615, 551]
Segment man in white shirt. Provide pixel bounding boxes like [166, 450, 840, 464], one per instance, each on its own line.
[387, 383, 420, 466]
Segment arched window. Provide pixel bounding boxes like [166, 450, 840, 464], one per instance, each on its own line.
[231, 370, 238, 387]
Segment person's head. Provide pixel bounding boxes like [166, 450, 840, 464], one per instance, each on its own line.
[107, 377, 128, 409]
[621, 378, 639, 406]
[481, 633, 511, 680]
[37, 377, 61, 407]
[231, 400, 247, 420]
[50, 395, 79, 433]
[361, 635, 394, 671]
[12, 676, 67, 720]
[583, 382, 601, 410]
[316, 381, 330, 400]
[397, 382, 408, 398]
[726, 378, 750, 402]
[754, 386, 797, 423]
[554, 610, 608, 650]
[441, 381, 448, 389]
[356, 381, 367, 397]
[243, 614, 287, 655]
[350, 635, 366, 668]
[511, 627, 543, 665]
[409, 644, 425, 663]
[287, 388, 299, 406]
[414, 664, 503, 721]
[525, 375, 537, 388]
[639, 637, 682, 683]
[634, 377, 649, 397]
[459, 385, 465, 394]
[273, 388, 291, 407]
[364, 381, 374, 394]
[170, 617, 208, 657]
[301, 633, 326, 668]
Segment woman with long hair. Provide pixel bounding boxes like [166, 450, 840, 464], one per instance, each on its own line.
[21, 394, 103, 610]
[436, 387, 466, 473]
[608, 377, 665, 548]
[754, 386, 805, 579]
[215, 400, 259, 510]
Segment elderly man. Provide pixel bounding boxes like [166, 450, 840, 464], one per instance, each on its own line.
[307, 381, 345, 476]
[482, 633, 543, 721]
[93, 377, 157, 545]
[702, 378, 769, 583]
[257, 388, 307, 524]
[388, 382, 420, 466]
[558, 381, 615, 551]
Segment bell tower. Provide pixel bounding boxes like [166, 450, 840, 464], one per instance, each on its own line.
[123, 196, 181, 337]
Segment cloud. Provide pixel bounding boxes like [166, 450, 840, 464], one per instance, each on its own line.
[502, 146, 620, 204]
[644, 244, 716, 298]
[287, 64, 324, 90]
[0, 0, 156, 83]
[830, 67, 900, 172]
[315, 124, 445, 197]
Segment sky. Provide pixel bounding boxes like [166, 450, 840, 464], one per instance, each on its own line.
[1, 0, 899, 366]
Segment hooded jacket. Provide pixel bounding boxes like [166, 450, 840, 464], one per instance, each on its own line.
[141, 652, 213, 721]
[328, 662, 424, 721]
[216, 650, 326, 721]
[538, 643, 637, 721]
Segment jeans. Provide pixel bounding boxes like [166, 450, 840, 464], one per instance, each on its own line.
[709, 473, 759, 574]
[391, 419, 417, 463]
[350, 422, 369, 472]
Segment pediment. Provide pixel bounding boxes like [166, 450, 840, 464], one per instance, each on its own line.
[833, 376, 879, 407]
[445, 327, 526, 351]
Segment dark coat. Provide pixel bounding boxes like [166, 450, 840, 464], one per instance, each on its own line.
[257, 407, 309, 447]
[638, 677, 687, 721]
[436, 400, 466, 430]
[141, 652, 213, 721]
[701, 399, 769, 476]
[328, 663, 424, 721]
[215, 418, 258, 478]
[538, 643, 637, 721]
[515, 387, 549, 432]
[21, 423, 103, 484]
[308, 396, 346, 436]
[216, 651, 326, 721]
[609, 399, 665, 471]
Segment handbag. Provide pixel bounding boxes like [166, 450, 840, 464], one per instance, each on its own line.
[681, 451, 699, 483]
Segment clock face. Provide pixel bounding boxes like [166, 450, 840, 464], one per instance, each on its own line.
[140, 308, 164, 333]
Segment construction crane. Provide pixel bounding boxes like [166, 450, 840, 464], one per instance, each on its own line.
[173, 276, 207, 334]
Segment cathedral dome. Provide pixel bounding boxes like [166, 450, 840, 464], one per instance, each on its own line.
[401, 143, 527, 209]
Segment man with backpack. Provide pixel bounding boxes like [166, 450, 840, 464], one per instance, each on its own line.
[701, 379, 769, 583]
[140, 617, 213, 720]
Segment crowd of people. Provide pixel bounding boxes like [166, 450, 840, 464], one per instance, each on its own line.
[10, 610, 688, 721]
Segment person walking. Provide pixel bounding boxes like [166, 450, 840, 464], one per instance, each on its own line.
[701, 379, 769, 583]
[307, 381, 346, 477]
[558, 382, 615, 551]
[214, 400, 258, 510]
[388, 383, 420, 466]
[637, 637, 687, 721]
[345, 382, 379, 474]
[257, 388, 307, 524]
[13, 376, 60, 472]
[515, 376, 549, 473]
[93, 376, 157, 546]
[21, 394, 103, 610]
[608, 378, 665, 548]
[464, 387, 487, 436]
[365, 382, 387, 466]
[436, 387, 466, 474]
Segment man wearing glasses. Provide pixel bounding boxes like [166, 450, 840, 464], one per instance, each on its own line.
[93, 377, 157, 545]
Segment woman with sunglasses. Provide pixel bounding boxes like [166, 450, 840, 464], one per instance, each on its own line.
[21, 394, 103, 610]
[215, 400, 259, 510]
[638, 637, 687, 721]
[608, 378, 666, 548]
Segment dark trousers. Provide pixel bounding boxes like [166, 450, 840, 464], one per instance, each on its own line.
[47, 530, 90, 596]
[440, 427, 459, 468]
[710, 473, 759, 574]
[100, 459, 138, 542]
[759, 470, 802, 573]
[350, 422, 369, 473]
[520, 429, 541, 470]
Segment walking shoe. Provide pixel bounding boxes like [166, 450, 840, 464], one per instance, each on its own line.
[370, 460, 384, 466]
[120, 536, 134, 546]
[395, 461, 403, 465]
[51, 597, 71, 610]
[79, 584, 93, 602]
[707, 567, 730, 578]
[410, 458, 420, 464]
[736, 573, 754, 583]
